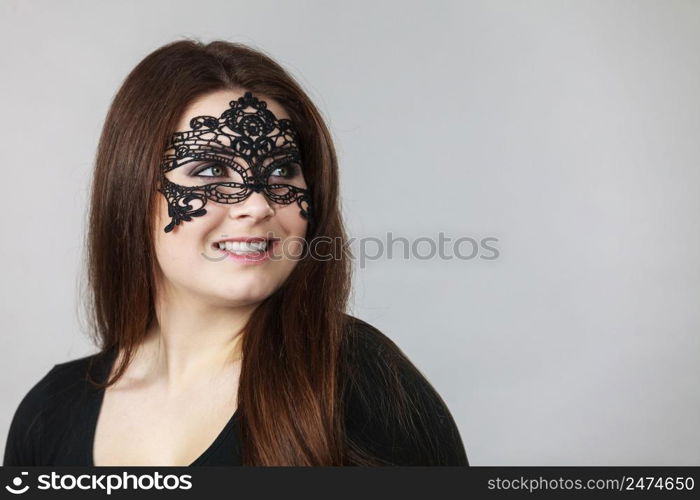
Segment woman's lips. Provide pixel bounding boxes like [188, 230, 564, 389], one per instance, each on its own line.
[213, 238, 279, 265]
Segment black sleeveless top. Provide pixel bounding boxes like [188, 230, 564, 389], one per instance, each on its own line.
[3, 316, 469, 466]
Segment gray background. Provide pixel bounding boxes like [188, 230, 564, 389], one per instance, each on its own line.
[1, 0, 698, 465]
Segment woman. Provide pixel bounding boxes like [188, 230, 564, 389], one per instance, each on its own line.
[3, 40, 468, 466]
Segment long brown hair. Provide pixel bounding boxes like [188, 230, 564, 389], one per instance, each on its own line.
[81, 39, 356, 465]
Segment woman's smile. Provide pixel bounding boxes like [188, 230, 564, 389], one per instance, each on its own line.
[211, 237, 281, 265]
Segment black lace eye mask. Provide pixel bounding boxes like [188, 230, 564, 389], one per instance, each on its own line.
[157, 91, 313, 233]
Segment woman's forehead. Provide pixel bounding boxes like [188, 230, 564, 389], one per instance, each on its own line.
[173, 89, 291, 133]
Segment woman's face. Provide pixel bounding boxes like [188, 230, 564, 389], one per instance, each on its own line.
[152, 89, 309, 307]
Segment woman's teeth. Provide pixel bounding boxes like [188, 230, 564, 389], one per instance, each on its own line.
[217, 240, 268, 253]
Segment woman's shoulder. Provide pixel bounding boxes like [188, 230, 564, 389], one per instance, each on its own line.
[340, 314, 469, 466]
[8, 351, 100, 418]
[2, 350, 106, 466]
[341, 314, 392, 358]
[341, 314, 454, 399]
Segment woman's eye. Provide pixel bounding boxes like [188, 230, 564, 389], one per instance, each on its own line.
[270, 163, 298, 179]
[194, 164, 227, 177]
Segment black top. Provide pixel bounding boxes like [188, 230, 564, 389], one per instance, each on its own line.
[3, 316, 468, 466]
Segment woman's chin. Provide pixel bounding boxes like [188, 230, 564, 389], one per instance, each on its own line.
[205, 285, 275, 307]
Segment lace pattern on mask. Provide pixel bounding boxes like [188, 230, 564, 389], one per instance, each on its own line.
[157, 91, 313, 233]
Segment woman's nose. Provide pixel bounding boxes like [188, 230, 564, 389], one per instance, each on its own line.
[228, 191, 275, 222]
